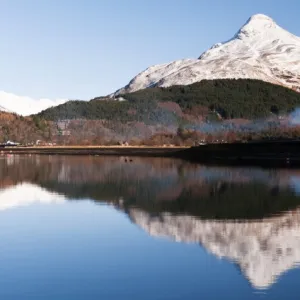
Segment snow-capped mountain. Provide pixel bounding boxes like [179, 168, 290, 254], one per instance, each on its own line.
[129, 208, 300, 290]
[114, 14, 300, 96]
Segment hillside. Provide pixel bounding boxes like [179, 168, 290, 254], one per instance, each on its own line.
[114, 14, 300, 96]
[38, 79, 300, 121]
[0, 111, 53, 144]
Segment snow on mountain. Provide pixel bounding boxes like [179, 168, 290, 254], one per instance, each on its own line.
[114, 14, 300, 96]
[129, 208, 300, 289]
[0, 91, 68, 116]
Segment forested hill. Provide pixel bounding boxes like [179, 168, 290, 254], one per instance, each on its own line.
[37, 79, 300, 122]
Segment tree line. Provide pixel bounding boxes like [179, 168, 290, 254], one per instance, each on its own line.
[37, 79, 300, 122]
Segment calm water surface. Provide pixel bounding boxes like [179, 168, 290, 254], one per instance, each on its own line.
[0, 155, 300, 299]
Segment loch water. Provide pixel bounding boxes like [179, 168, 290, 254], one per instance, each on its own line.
[0, 155, 300, 299]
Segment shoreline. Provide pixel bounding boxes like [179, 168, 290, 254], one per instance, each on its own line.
[174, 140, 300, 167]
[3, 141, 300, 168]
[0, 146, 187, 156]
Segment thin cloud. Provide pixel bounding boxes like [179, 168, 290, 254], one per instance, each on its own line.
[0, 91, 68, 116]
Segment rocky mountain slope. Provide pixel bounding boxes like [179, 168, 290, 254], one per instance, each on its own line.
[114, 14, 300, 96]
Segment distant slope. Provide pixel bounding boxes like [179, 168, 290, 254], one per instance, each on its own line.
[114, 14, 300, 96]
[37, 79, 300, 121]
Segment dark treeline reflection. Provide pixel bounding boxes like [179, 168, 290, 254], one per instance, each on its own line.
[1, 155, 300, 219]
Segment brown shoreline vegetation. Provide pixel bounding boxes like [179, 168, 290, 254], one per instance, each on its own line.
[2, 109, 300, 147]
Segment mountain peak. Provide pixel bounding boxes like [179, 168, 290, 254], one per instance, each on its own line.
[248, 13, 274, 23]
[236, 14, 277, 38]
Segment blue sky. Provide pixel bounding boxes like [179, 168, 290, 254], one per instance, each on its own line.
[0, 0, 299, 100]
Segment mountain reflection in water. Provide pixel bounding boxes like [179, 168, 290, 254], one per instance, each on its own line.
[1, 155, 300, 290]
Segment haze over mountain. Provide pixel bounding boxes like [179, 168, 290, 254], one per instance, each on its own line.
[114, 14, 300, 96]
